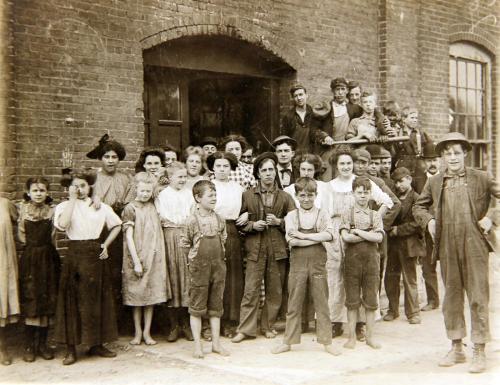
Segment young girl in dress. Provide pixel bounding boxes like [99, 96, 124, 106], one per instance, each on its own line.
[156, 161, 194, 342]
[54, 169, 122, 365]
[18, 177, 60, 362]
[122, 172, 170, 345]
[206, 152, 244, 338]
[0, 197, 19, 366]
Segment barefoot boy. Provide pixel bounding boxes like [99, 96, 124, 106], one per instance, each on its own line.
[340, 176, 384, 350]
[272, 177, 341, 356]
[181, 180, 230, 358]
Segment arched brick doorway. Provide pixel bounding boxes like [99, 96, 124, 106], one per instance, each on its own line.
[143, 35, 296, 152]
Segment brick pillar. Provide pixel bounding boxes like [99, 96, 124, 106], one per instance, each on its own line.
[378, 0, 420, 107]
[0, 1, 14, 197]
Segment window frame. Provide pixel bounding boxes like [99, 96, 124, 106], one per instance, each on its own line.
[449, 42, 492, 170]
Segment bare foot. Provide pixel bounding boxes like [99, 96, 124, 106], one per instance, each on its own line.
[264, 331, 277, 339]
[343, 338, 356, 349]
[324, 344, 342, 356]
[212, 345, 230, 356]
[143, 333, 157, 346]
[366, 339, 381, 349]
[271, 344, 291, 354]
[193, 343, 204, 359]
[130, 335, 142, 345]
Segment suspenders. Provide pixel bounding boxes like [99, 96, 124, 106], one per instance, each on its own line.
[349, 206, 374, 231]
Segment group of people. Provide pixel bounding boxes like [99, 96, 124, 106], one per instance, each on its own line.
[0, 78, 498, 375]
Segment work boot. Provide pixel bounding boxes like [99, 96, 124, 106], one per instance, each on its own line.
[355, 323, 366, 342]
[421, 302, 438, 311]
[88, 345, 117, 358]
[383, 312, 399, 322]
[23, 326, 37, 363]
[182, 324, 194, 341]
[38, 327, 55, 360]
[62, 345, 77, 366]
[438, 342, 466, 367]
[166, 326, 179, 342]
[332, 322, 343, 338]
[0, 345, 11, 366]
[469, 344, 486, 374]
[408, 316, 421, 325]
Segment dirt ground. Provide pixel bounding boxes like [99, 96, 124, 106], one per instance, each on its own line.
[2, 257, 499, 385]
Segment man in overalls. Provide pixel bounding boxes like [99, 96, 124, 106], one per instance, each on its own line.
[413, 132, 500, 373]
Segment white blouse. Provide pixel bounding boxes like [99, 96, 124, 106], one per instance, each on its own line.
[213, 180, 243, 220]
[284, 180, 334, 216]
[155, 186, 194, 225]
[329, 174, 393, 208]
[54, 198, 122, 240]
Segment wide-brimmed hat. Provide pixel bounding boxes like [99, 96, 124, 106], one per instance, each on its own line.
[435, 132, 472, 154]
[86, 133, 126, 160]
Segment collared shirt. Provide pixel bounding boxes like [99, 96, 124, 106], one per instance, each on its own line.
[346, 113, 377, 140]
[224, 161, 256, 191]
[277, 164, 293, 188]
[426, 171, 439, 179]
[54, 198, 122, 240]
[339, 204, 384, 234]
[332, 100, 348, 118]
[284, 206, 334, 244]
[257, 181, 278, 207]
[180, 209, 227, 261]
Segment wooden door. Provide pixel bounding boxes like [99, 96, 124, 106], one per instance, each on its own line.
[144, 66, 189, 149]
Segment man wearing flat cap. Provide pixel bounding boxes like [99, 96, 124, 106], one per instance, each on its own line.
[280, 84, 332, 154]
[413, 132, 500, 373]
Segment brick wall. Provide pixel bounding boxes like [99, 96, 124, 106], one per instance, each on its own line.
[2, 0, 499, 198]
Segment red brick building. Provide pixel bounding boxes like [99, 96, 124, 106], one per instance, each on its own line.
[0, 0, 498, 197]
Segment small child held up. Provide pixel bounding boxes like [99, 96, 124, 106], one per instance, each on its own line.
[122, 172, 171, 346]
[272, 177, 341, 356]
[340, 176, 384, 350]
[181, 180, 230, 359]
[346, 92, 387, 143]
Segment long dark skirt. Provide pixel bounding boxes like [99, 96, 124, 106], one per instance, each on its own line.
[54, 240, 117, 346]
[222, 221, 244, 322]
[19, 219, 60, 318]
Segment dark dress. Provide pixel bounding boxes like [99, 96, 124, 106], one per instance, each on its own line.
[19, 219, 60, 319]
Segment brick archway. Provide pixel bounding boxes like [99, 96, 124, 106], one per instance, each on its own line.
[449, 25, 496, 56]
[139, 22, 300, 72]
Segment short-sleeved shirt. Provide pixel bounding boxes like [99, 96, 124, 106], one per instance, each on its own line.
[339, 205, 384, 235]
[54, 198, 122, 240]
[284, 207, 334, 244]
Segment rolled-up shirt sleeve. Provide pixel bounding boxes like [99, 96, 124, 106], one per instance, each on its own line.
[370, 180, 393, 209]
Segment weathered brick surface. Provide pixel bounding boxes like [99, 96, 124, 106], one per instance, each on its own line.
[1, 0, 499, 198]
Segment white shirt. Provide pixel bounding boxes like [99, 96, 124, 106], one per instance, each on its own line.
[329, 175, 393, 209]
[284, 180, 334, 216]
[54, 198, 122, 240]
[332, 100, 347, 118]
[213, 180, 243, 220]
[156, 186, 194, 225]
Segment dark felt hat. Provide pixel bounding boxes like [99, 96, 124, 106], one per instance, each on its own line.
[330, 77, 348, 90]
[290, 83, 306, 95]
[421, 141, 439, 159]
[86, 133, 126, 161]
[199, 136, 218, 147]
[365, 144, 391, 160]
[253, 152, 279, 180]
[352, 148, 371, 162]
[271, 135, 297, 149]
[435, 132, 472, 154]
[391, 167, 412, 182]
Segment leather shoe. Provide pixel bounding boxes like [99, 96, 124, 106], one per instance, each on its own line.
[421, 303, 438, 312]
[62, 347, 77, 366]
[355, 324, 366, 342]
[332, 322, 343, 338]
[383, 312, 399, 321]
[23, 345, 36, 363]
[167, 326, 179, 342]
[182, 325, 194, 341]
[0, 348, 12, 366]
[408, 316, 421, 325]
[88, 345, 117, 358]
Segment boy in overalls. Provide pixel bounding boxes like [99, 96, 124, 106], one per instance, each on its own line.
[181, 180, 230, 359]
[272, 177, 341, 356]
[340, 176, 384, 350]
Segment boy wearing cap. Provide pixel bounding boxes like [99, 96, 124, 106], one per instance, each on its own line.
[232, 153, 296, 342]
[281, 85, 331, 153]
[384, 167, 424, 324]
[413, 132, 500, 373]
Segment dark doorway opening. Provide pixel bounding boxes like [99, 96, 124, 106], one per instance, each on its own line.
[143, 35, 295, 152]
